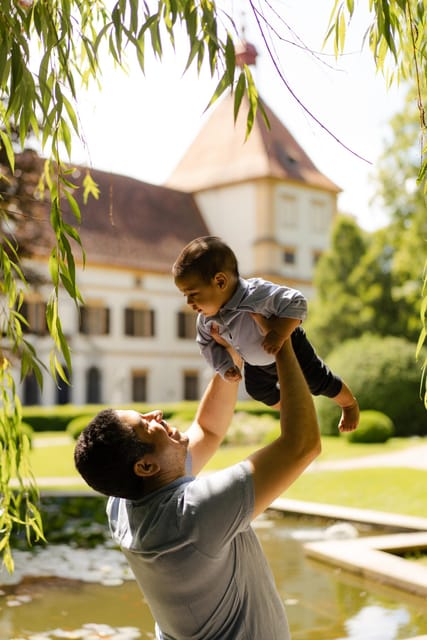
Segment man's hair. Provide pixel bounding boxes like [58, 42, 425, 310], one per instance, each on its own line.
[172, 236, 239, 283]
[74, 409, 154, 499]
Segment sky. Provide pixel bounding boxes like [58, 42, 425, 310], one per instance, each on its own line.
[70, 1, 407, 232]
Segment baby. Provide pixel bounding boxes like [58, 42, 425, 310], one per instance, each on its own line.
[173, 236, 359, 432]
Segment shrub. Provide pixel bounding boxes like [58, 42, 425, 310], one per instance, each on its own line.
[19, 421, 34, 448]
[315, 334, 427, 437]
[223, 412, 278, 445]
[67, 415, 95, 440]
[22, 405, 103, 432]
[347, 410, 394, 443]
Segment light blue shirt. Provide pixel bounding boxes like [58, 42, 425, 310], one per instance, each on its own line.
[197, 276, 307, 378]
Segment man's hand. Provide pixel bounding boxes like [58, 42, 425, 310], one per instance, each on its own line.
[210, 322, 243, 373]
[224, 365, 243, 382]
[261, 330, 286, 355]
[251, 313, 301, 354]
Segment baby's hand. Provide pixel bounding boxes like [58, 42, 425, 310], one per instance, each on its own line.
[210, 323, 229, 348]
[224, 365, 242, 382]
[261, 329, 285, 355]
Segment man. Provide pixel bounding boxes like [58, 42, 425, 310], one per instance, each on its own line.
[74, 317, 321, 639]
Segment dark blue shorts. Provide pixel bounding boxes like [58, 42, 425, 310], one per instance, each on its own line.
[244, 326, 342, 406]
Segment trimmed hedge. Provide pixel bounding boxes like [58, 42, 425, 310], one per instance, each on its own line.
[22, 400, 279, 440]
[315, 334, 427, 437]
[347, 410, 394, 444]
[67, 415, 95, 440]
[22, 405, 101, 432]
[20, 421, 34, 448]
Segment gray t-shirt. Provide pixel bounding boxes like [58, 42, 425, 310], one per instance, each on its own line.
[107, 460, 290, 640]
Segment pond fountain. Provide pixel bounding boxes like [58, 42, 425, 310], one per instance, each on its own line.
[0, 502, 426, 640]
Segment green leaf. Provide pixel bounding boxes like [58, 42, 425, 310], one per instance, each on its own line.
[0, 130, 15, 172]
[64, 189, 81, 221]
[233, 71, 246, 122]
[206, 70, 231, 110]
[83, 171, 100, 204]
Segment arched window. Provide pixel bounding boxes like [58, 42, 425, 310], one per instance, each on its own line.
[23, 372, 41, 406]
[86, 366, 101, 404]
[56, 366, 71, 405]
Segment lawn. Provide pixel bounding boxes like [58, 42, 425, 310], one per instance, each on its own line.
[28, 432, 427, 518]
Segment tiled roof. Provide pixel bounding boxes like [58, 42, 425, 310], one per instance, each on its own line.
[165, 93, 341, 193]
[26, 166, 209, 273]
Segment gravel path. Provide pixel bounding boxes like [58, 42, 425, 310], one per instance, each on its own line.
[310, 442, 427, 471]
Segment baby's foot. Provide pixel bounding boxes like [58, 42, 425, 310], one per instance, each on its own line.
[338, 400, 359, 433]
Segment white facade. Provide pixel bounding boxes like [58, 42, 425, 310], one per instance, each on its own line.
[17, 261, 208, 406]
[196, 179, 335, 299]
[16, 174, 336, 407]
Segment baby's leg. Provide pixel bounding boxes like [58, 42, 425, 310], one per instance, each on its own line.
[291, 328, 359, 432]
[243, 362, 280, 407]
[332, 382, 359, 433]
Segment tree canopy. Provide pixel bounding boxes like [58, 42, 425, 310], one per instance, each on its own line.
[0, 0, 426, 570]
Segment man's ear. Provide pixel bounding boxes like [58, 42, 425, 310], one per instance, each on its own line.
[134, 456, 160, 478]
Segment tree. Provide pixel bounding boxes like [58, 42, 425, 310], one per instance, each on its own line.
[307, 218, 421, 357]
[306, 215, 368, 355]
[324, 0, 427, 404]
[0, 0, 426, 570]
[0, 0, 260, 571]
[373, 85, 427, 341]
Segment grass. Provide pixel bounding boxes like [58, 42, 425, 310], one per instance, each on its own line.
[284, 467, 427, 517]
[29, 432, 427, 518]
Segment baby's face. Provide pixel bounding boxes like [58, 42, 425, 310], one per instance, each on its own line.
[175, 273, 228, 317]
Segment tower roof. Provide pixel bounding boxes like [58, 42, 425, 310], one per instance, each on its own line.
[165, 92, 341, 194]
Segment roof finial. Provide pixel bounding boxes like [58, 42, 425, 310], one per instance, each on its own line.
[235, 12, 257, 67]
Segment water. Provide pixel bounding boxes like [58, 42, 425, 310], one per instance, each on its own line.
[0, 515, 426, 640]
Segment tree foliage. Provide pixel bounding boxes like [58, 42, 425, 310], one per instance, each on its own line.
[306, 214, 420, 355]
[0, 0, 260, 571]
[0, 0, 426, 570]
[325, 0, 427, 405]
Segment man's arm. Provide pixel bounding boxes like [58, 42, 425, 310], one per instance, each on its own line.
[247, 338, 321, 519]
[259, 315, 301, 355]
[185, 325, 243, 475]
[185, 372, 239, 475]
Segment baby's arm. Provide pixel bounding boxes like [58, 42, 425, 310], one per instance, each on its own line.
[259, 315, 301, 355]
[210, 324, 243, 382]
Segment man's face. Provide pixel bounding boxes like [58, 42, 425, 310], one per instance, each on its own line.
[115, 410, 189, 477]
[175, 273, 226, 317]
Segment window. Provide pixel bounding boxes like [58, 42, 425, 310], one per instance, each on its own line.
[23, 372, 41, 405]
[86, 366, 101, 404]
[132, 371, 147, 402]
[277, 192, 298, 229]
[56, 366, 71, 405]
[311, 199, 329, 232]
[312, 250, 322, 266]
[184, 371, 199, 401]
[177, 310, 197, 339]
[80, 305, 110, 335]
[283, 248, 296, 265]
[125, 307, 155, 337]
[21, 300, 47, 335]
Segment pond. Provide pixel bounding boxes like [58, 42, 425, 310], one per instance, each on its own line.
[0, 513, 426, 640]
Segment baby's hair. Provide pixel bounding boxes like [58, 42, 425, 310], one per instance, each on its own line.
[172, 236, 239, 283]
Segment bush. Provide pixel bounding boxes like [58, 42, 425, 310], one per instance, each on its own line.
[315, 334, 427, 437]
[22, 405, 103, 432]
[223, 412, 278, 445]
[67, 415, 95, 440]
[347, 410, 394, 443]
[19, 421, 34, 448]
